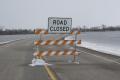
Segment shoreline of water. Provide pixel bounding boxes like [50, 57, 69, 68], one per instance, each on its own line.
[77, 41, 120, 56]
[65, 31, 120, 56]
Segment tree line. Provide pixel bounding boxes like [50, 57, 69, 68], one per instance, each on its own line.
[72, 25, 120, 32]
[0, 28, 33, 35]
[0, 24, 120, 35]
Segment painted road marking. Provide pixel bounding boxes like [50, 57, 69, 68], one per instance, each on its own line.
[39, 57, 58, 80]
[44, 65, 57, 80]
[76, 49, 120, 65]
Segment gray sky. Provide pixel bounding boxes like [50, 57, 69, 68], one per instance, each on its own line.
[0, 0, 120, 29]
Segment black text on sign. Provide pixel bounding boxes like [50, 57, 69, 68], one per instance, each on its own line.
[48, 17, 72, 33]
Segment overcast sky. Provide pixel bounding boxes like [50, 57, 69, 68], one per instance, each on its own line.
[0, 0, 120, 29]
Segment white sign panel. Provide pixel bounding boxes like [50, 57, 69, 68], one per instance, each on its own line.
[48, 17, 72, 33]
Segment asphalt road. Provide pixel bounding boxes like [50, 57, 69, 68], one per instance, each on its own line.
[46, 47, 120, 80]
[0, 38, 49, 80]
[0, 34, 120, 80]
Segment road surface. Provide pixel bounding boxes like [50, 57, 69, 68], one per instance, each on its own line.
[0, 35, 120, 80]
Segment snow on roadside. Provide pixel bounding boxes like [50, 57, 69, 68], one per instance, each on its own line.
[77, 41, 120, 56]
[0, 39, 22, 45]
[29, 58, 52, 66]
[0, 36, 33, 45]
[0, 34, 34, 45]
[65, 36, 120, 57]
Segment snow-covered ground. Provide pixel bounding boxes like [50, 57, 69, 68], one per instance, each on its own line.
[65, 31, 120, 56]
[78, 41, 120, 56]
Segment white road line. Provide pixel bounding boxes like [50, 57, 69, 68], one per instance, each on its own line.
[0, 39, 26, 47]
[76, 49, 120, 65]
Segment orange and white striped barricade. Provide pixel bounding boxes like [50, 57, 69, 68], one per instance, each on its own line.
[34, 29, 48, 34]
[33, 50, 79, 57]
[34, 40, 81, 46]
[33, 28, 81, 63]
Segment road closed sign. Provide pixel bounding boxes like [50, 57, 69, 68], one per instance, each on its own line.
[48, 17, 72, 33]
